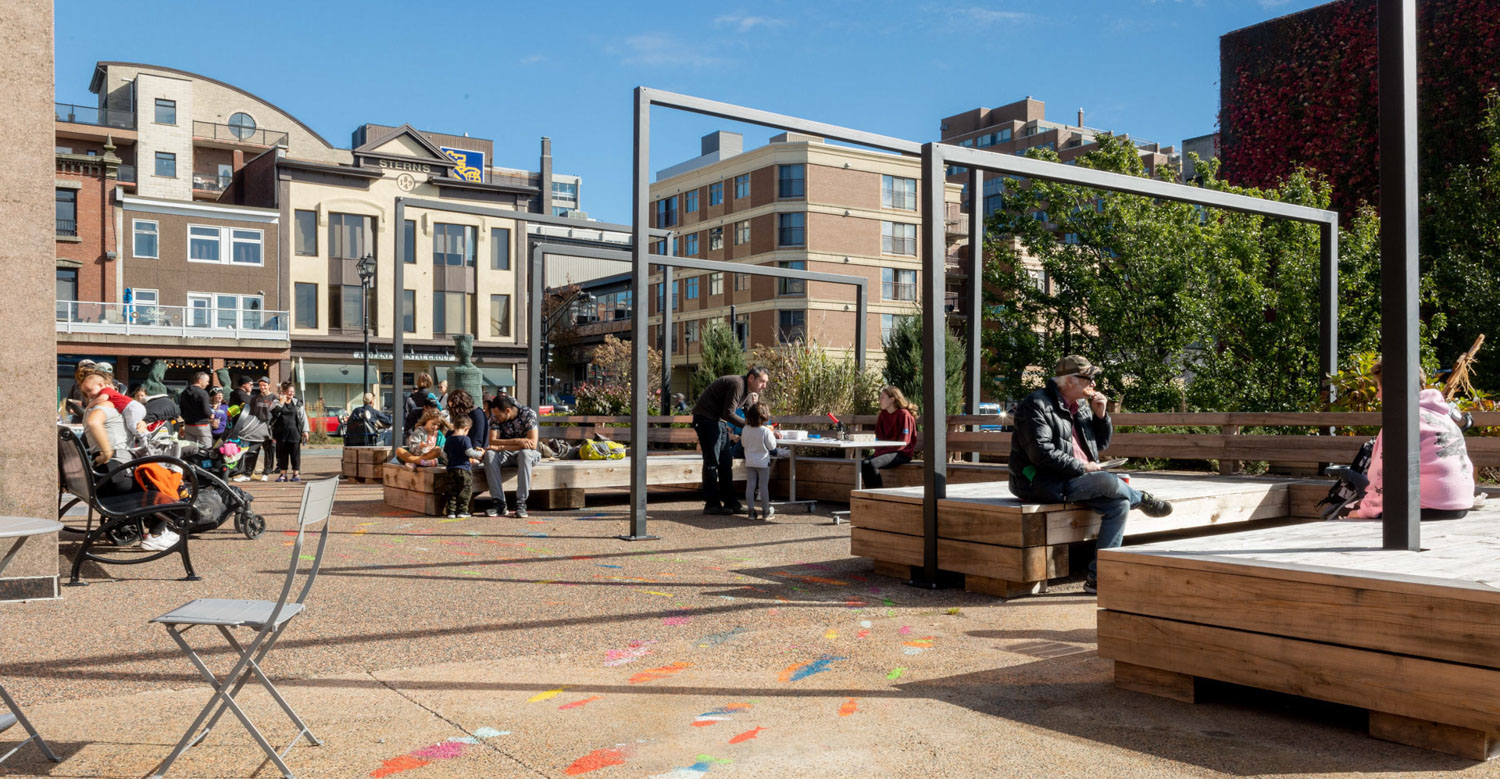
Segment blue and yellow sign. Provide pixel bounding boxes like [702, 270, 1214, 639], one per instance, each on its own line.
[440, 146, 486, 183]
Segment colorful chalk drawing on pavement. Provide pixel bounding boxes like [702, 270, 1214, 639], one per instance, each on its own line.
[603, 639, 656, 667]
[564, 747, 628, 775]
[560, 695, 604, 710]
[369, 727, 507, 777]
[729, 726, 765, 744]
[650, 754, 732, 779]
[528, 687, 567, 702]
[628, 661, 692, 684]
[838, 698, 859, 717]
[776, 655, 847, 683]
[691, 702, 752, 727]
[695, 627, 746, 648]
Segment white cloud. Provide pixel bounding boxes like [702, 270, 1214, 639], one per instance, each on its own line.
[946, 5, 1030, 25]
[713, 13, 787, 32]
[616, 33, 728, 68]
[519, 54, 546, 65]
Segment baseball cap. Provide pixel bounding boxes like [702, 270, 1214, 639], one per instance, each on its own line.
[259, 376, 271, 383]
[1054, 355, 1102, 378]
[210, 387, 224, 395]
[423, 392, 439, 405]
[97, 362, 114, 374]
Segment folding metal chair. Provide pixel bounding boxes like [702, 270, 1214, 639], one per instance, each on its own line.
[0, 682, 60, 766]
[148, 476, 337, 779]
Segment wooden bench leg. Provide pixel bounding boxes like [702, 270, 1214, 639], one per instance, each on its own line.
[536, 488, 585, 510]
[1369, 711, 1500, 761]
[1113, 661, 1198, 703]
[964, 574, 1041, 599]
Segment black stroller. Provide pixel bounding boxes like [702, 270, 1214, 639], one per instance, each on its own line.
[137, 427, 266, 540]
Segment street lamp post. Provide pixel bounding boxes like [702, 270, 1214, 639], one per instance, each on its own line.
[356, 254, 376, 397]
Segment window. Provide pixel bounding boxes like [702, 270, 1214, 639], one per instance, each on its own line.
[997, 128, 1013, 143]
[132, 219, 158, 258]
[154, 151, 176, 178]
[881, 313, 897, 343]
[686, 320, 700, 343]
[734, 313, 749, 348]
[227, 112, 256, 140]
[294, 210, 317, 256]
[778, 310, 806, 344]
[403, 219, 416, 264]
[673, 280, 681, 311]
[983, 176, 1005, 215]
[433, 291, 471, 334]
[189, 292, 263, 330]
[778, 164, 805, 198]
[329, 212, 374, 260]
[188, 225, 264, 265]
[1027, 268, 1047, 292]
[709, 226, 723, 251]
[402, 289, 415, 333]
[882, 268, 917, 301]
[1063, 233, 1080, 245]
[56, 189, 77, 235]
[777, 212, 805, 246]
[685, 277, 699, 299]
[1033, 211, 1049, 223]
[654, 195, 677, 228]
[709, 272, 723, 295]
[294, 282, 318, 329]
[734, 174, 750, 199]
[491, 227, 511, 270]
[946, 164, 966, 176]
[882, 221, 917, 255]
[683, 234, 699, 256]
[56, 269, 77, 321]
[734, 273, 749, 292]
[684, 190, 698, 213]
[709, 181, 723, 205]
[882, 176, 917, 210]
[432, 223, 476, 267]
[490, 294, 511, 337]
[735, 220, 750, 245]
[778, 260, 806, 296]
[960, 138, 975, 147]
[153, 98, 176, 125]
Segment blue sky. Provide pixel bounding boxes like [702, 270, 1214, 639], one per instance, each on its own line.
[56, 0, 1326, 224]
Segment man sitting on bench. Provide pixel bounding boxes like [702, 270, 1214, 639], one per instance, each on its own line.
[1007, 355, 1173, 595]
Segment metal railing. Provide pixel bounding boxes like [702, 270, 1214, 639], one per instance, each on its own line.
[55, 301, 289, 341]
[56, 219, 78, 237]
[882, 281, 916, 301]
[191, 172, 232, 192]
[192, 120, 289, 148]
[55, 102, 134, 130]
[118, 164, 136, 183]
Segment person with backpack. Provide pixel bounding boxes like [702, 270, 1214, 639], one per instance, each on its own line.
[270, 381, 309, 482]
[344, 392, 391, 448]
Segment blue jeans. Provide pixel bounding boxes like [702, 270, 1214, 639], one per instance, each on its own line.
[1013, 470, 1141, 581]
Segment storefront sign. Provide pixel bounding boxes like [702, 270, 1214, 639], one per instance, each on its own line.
[378, 159, 435, 174]
[440, 147, 486, 183]
[353, 351, 456, 362]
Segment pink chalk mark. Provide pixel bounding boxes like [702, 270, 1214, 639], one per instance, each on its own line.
[898, 626, 912, 635]
[411, 741, 467, 760]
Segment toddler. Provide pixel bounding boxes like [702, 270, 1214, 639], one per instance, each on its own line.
[440, 417, 484, 518]
[741, 402, 780, 520]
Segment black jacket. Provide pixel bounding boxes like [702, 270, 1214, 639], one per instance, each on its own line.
[344, 404, 392, 445]
[1008, 379, 1112, 501]
[180, 384, 213, 425]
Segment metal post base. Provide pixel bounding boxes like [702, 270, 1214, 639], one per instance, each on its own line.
[905, 569, 963, 590]
[616, 534, 660, 542]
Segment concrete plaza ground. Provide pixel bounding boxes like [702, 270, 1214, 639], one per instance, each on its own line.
[3, 450, 1496, 778]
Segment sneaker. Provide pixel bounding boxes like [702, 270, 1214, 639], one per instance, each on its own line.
[511, 504, 528, 518]
[458, 511, 471, 518]
[1083, 578, 1098, 595]
[232, 475, 250, 483]
[275, 473, 287, 482]
[1137, 492, 1173, 518]
[290, 474, 301, 482]
[257, 474, 269, 481]
[404, 462, 417, 471]
[446, 511, 459, 518]
[486, 506, 502, 517]
[141, 529, 181, 551]
[726, 504, 748, 516]
[747, 510, 759, 521]
[419, 459, 438, 468]
[765, 506, 776, 518]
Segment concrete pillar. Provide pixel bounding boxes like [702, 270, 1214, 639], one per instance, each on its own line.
[0, 0, 59, 600]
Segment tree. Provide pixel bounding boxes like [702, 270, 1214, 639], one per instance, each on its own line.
[690, 318, 748, 399]
[575, 335, 663, 414]
[882, 313, 965, 415]
[982, 134, 1385, 412]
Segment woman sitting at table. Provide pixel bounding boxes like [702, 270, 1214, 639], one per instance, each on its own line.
[1355, 358, 1477, 520]
[860, 385, 919, 489]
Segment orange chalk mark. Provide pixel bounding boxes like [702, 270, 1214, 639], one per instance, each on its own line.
[371, 754, 431, 777]
[838, 698, 859, 717]
[628, 661, 692, 684]
[564, 747, 627, 775]
[559, 695, 603, 710]
[729, 726, 766, 744]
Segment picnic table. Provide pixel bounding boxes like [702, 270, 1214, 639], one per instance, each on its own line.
[775, 438, 908, 524]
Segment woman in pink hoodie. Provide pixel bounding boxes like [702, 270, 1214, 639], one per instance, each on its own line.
[1356, 359, 1476, 520]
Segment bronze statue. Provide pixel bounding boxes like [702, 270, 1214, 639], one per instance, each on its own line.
[449, 333, 484, 402]
[215, 367, 232, 391]
[143, 358, 170, 397]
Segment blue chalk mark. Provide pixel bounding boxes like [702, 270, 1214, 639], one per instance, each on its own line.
[597, 564, 624, 569]
[789, 654, 847, 682]
[473, 727, 508, 738]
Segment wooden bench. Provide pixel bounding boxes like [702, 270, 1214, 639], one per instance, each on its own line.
[381, 454, 746, 516]
[341, 446, 388, 483]
[767, 456, 1009, 502]
[850, 474, 1326, 597]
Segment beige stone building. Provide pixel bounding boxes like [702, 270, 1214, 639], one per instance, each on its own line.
[647, 131, 962, 390]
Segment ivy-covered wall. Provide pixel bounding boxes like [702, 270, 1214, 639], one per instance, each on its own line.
[1220, 0, 1500, 220]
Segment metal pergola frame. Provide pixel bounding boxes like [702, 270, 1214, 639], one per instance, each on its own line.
[631, 81, 1435, 584]
[538, 240, 870, 540]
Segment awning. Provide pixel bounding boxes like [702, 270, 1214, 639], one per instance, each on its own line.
[301, 362, 367, 384]
[438, 365, 514, 388]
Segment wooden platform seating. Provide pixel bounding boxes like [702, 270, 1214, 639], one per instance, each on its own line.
[850, 474, 1325, 597]
[1097, 511, 1500, 761]
[341, 447, 387, 483]
[381, 454, 745, 516]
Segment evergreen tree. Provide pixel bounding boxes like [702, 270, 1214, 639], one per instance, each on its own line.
[690, 318, 748, 399]
[882, 313, 965, 415]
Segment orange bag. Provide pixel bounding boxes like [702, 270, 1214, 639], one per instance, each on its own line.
[133, 461, 184, 500]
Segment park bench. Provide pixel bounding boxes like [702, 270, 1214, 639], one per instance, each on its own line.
[381, 454, 746, 516]
[341, 446, 388, 483]
[850, 474, 1330, 597]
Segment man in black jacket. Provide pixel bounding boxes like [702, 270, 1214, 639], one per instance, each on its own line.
[1008, 355, 1172, 594]
[179, 371, 215, 448]
[690, 367, 768, 515]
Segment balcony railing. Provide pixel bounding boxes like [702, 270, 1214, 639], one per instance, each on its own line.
[118, 164, 136, 183]
[55, 102, 134, 130]
[192, 120, 289, 148]
[56, 218, 78, 237]
[55, 301, 289, 341]
[191, 172, 232, 192]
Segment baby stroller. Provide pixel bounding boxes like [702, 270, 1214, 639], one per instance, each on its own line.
[140, 428, 265, 540]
